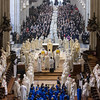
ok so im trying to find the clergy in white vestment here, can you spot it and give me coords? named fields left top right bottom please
left=70, top=79, right=77, bottom=100
left=22, top=74, right=30, bottom=94
left=2, top=76, right=8, bottom=95
left=48, top=49, right=52, bottom=58
left=49, top=57, right=54, bottom=69
left=82, top=79, right=90, bottom=99
left=55, top=53, right=60, bottom=69
left=13, top=78, right=21, bottom=97
left=26, top=70, right=33, bottom=85
left=45, top=54, right=50, bottom=70
left=61, top=64, right=70, bottom=84
left=65, top=76, right=72, bottom=95
left=89, top=74, right=95, bottom=87
left=0, top=61, right=3, bottom=79
left=21, top=54, right=26, bottom=63
left=37, top=55, right=42, bottom=72
left=13, top=58, right=17, bottom=78
left=20, top=83, right=27, bottom=100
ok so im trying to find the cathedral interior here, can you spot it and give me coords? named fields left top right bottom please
left=0, top=0, right=100, bottom=100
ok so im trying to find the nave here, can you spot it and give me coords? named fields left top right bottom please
left=0, top=0, right=100, bottom=100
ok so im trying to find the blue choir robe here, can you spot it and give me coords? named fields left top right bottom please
left=51, top=95, right=56, bottom=100
left=54, top=91, right=58, bottom=97
left=39, top=91, right=45, bottom=98
left=36, top=90, right=41, bottom=95
left=28, top=95, right=34, bottom=100
left=63, top=95, right=69, bottom=100
left=60, top=93, right=64, bottom=100
left=39, top=97, right=44, bottom=100
left=29, top=89, right=35, bottom=96
left=44, top=87, right=48, bottom=92
left=56, top=85, right=59, bottom=91
left=48, top=91, right=52, bottom=100
left=77, top=88, right=82, bottom=100
left=44, top=94, right=49, bottom=100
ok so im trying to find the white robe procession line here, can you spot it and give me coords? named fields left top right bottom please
left=55, top=54, right=60, bottom=69
left=20, top=85, right=27, bottom=100
left=37, top=57, right=42, bottom=72
left=13, top=80, right=20, bottom=97
left=2, top=78, right=8, bottom=95
left=45, top=55, right=50, bottom=69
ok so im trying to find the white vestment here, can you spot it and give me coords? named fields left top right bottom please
left=13, top=81, right=20, bottom=97
left=20, top=85, right=27, bottom=100
left=55, top=54, right=60, bottom=69
left=37, top=57, right=42, bottom=72
left=89, top=76, right=95, bottom=87
left=45, top=55, right=50, bottom=69
left=0, top=65, right=3, bottom=79
left=26, top=70, right=33, bottom=85
left=70, top=82, right=77, bottom=99
left=13, top=64, right=17, bottom=77
left=49, top=58, right=54, bottom=68
left=2, top=79, right=8, bottom=95
left=82, top=82, right=90, bottom=97
left=48, top=51, right=52, bottom=58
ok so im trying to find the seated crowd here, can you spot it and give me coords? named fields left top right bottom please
left=28, top=83, right=69, bottom=100
left=21, top=3, right=52, bottom=43
left=11, top=2, right=52, bottom=44
left=57, top=3, right=85, bottom=41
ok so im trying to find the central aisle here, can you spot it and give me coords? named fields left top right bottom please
left=49, top=5, right=58, bottom=43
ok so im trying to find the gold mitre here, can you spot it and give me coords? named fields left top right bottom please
left=56, top=49, right=60, bottom=54
left=41, top=50, right=45, bottom=55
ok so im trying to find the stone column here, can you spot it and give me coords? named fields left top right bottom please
left=89, top=0, right=100, bottom=50
left=23, top=1, right=26, bottom=22
left=2, top=0, right=10, bottom=50
left=26, top=0, right=29, bottom=17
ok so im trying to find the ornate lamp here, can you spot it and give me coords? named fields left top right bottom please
left=87, top=12, right=99, bottom=32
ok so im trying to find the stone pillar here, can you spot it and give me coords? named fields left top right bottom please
left=26, top=0, right=29, bottom=17
left=23, top=1, right=26, bottom=22
left=90, top=31, right=97, bottom=50
left=89, top=0, right=100, bottom=50
left=3, top=0, right=10, bottom=50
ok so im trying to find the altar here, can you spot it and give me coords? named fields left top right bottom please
left=42, top=43, right=59, bottom=52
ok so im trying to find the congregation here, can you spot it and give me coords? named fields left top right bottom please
left=1, top=0, right=100, bottom=100
left=57, top=3, right=85, bottom=41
